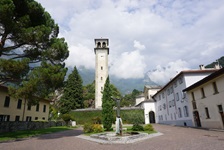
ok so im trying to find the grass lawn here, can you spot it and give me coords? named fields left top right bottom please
left=0, top=126, right=72, bottom=142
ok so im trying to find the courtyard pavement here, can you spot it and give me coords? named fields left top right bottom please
left=1, top=124, right=224, bottom=150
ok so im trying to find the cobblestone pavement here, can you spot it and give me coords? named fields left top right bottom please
left=1, top=124, right=224, bottom=150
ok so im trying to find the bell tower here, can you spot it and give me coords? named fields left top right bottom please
left=94, top=38, right=109, bottom=108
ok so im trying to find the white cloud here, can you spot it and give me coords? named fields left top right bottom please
left=134, top=40, right=145, bottom=50
left=110, top=41, right=146, bottom=79
left=65, top=44, right=94, bottom=69
left=36, top=0, right=224, bottom=82
left=147, top=60, right=190, bottom=85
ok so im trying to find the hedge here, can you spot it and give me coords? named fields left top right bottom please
left=70, top=108, right=144, bottom=125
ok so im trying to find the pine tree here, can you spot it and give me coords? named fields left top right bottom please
left=59, top=66, right=84, bottom=114
left=0, top=0, right=69, bottom=104
left=102, top=76, right=114, bottom=131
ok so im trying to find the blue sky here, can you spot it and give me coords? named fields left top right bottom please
left=36, top=0, right=224, bottom=84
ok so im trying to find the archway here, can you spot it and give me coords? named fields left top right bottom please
left=193, top=111, right=201, bottom=127
left=149, top=111, right=155, bottom=123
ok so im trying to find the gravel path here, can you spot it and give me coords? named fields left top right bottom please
left=1, top=124, right=224, bottom=150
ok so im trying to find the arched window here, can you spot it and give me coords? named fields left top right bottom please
left=97, top=42, right=101, bottom=48
left=102, top=42, right=106, bottom=48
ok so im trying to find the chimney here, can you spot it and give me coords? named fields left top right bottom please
left=199, top=64, right=205, bottom=70
left=214, top=64, right=220, bottom=69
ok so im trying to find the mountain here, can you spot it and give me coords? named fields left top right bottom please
left=67, top=66, right=157, bottom=95
left=205, top=56, right=224, bottom=68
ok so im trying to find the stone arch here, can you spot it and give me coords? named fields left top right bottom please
left=102, top=42, right=106, bottom=48
left=97, top=42, right=101, bottom=48
left=149, top=111, right=155, bottom=123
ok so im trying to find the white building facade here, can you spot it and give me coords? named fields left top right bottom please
left=94, top=39, right=109, bottom=108
left=184, top=67, right=224, bottom=129
left=153, top=69, right=217, bottom=127
left=136, top=85, right=161, bottom=124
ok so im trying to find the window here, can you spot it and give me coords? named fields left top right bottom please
left=162, top=92, right=165, bottom=98
left=170, top=87, right=173, bottom=94
left=183, top=106, right=189, bottom=117
left=101, top=66, right=103, bottom=70
left=27, top=104, right=31, bottom=110
left=15, top=116, right=20, bottom=121
left=4, top=96, right=10, bottom=107
left=97, top=42, right=101, bottom=48
left=26, top=116, right=32, bottom=122
left=191, top=92, right=195, bottom=101
left=102, top=42, right=106, bottom=48
left=212, top=82, right=218, bottom=94
left=101, top=87, right=103, bottom=91
left=201, top=88, right=206, bottom=98
left=159, top=95, right=161, bottom=100
left=163, top=103, right=166, bottom=109
left=172, top=100, right=175, bottom=106
left=182, top=92, right=186, bottom=99
left=174, top=81, right=177, bottom=88
left=101, top=77, right=103, bottom=80
left=169, top=101, right=172, bottom=108
left=179, top=77, right=183, bottom=84
left=176, top=93, right=179, bottom=101
left=42, top=117, right=45, bottom=120
left=17, top=99, right=22, bottom=109
left=218, top=105, right=223, bottom=113
left=36, top=104, right=39, bottom=112
left=35, top=117, right=38, bottom=120
left=43, top=105, right=46, bottom=112
left=205, top=107, right=210, bottom=119
left=0, top=115, right=10, bottom=121
left=192, top=101, right=197, bottom=110
left=167, top=89, right=170, bottom=95
left=178, top=107, right=182, bottom=118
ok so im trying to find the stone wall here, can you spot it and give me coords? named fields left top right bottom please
left=0, top=121, right=65, bottom=133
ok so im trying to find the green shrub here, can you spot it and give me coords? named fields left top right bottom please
left=92, top=116, right=101, bottom=124
left=61, top=114, right=75, bottom=126
left=83, top=123, right=103, bottom=133
left=83, top=123, right=93, bottom=133
left=92, top=124, right=103, bottom=133
left=132, top=124, right=144, bottom=131
left=144, top=124, right=154, bottom=131
left=122, top=110, right=144, bottom=124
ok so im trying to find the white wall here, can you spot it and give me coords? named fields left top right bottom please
left=187, top=75, right=224, bottom=129
left=143, top=102, right=156, bottom=124
left=155, top=72, right=214, bottom=127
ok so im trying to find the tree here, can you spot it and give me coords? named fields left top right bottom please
left=59, top=66, right=84, bottom=114
left=121, top=89, right=141, bottom=107
left=102, top=76, right=114, bottom=131
left=110, top=83, right=122, bottom=101
left=83, top=81, right=95, bottom=108
left=0, top=0, right=69, bottom=104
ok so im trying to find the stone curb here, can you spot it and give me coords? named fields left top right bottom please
left=77, top=132, right=163, bottom=144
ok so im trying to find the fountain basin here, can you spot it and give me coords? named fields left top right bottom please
left=90, top=132, right=149, bottom=142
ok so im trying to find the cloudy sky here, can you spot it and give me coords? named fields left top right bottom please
left=36, top=0, right=224, bottom=84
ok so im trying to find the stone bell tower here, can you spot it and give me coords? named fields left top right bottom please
left=94, top=38, right=109, bottom=108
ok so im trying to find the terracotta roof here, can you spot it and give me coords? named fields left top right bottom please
left=183, top=67, right=224, bottom=92
left=152, top=69, right=218, bottom=98
left=144, top=85, right=162, bottom=89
